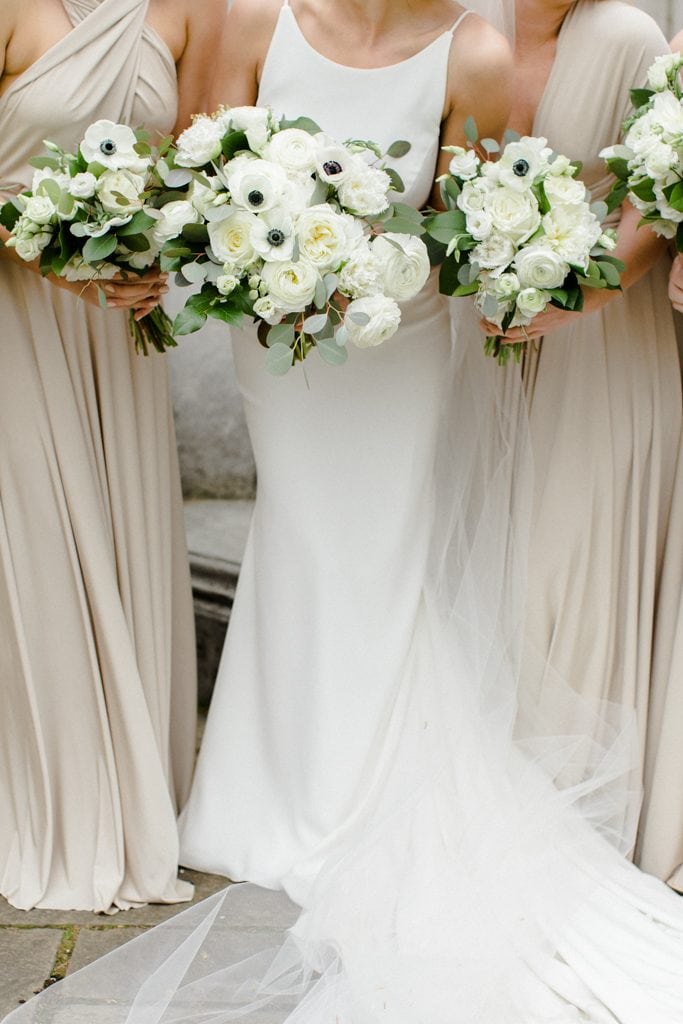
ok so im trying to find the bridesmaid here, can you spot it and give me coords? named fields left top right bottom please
left=0, top=0, right=223, bottom=912
left=482, top=0, right=682, bottom=877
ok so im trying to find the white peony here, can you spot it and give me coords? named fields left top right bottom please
left=497, top=136, right=552, bottom=191
left=227, top=158, right=288, bottom=213
left=513, top=243, right=569, bottom=290
left=208, top=208, right=259, bottom=267
left=260, top=258, right=319, bottom=313
left=68, top=172, right=97, bottom=199
left=344, top=294, right=402, bottom=348
left=80, top=120, right=147, bottom=172
left=371, top=233, right=431, bottom=302
left=295, top=205, right=357, bottom=271
left=337, top=160, right=391, bottom=217
left=22, top=195, right=57, bottom=225
left=174, top=116, right=224, bottom=166
left=251, top=208, right=296, bottom=261
left=448, top=147, right=480, bottom=180
left=338, top=244, right=382, bottom=297
left=515, top=286, right=549, bottom=319
left=471, top=231, right=516, bottom=272
left=265, top=128, right=318, bottom=172
left=228, top=106, right=273, bottom=154
left=541, top=203, right=602, bottom=267
left=487, top=185, right=541, bottom=243
left=96, top=169, right=146, bottom=216
left=152, top=199, right=202, bottom=246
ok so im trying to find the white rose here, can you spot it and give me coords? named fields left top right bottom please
left=644, top=141, right=678, bottom=180
left=465, top=209, right=493, bottom=241
left=541, top=203, right=602, bottom=266
left=260, top=258, right=320, bottom=313
left=498, top=136, right=552, bottom=191
left=227, top=158, right=288, bottom=213
left=13, top=231, right=52, bottom=261
left=490, top=271, right=520, bottom=300
left=371, top=233, right=431, bottom=302
left=651, top=91, right=683, bottom=142
left=647, top=53, right=683, bottom=91
left=448, top=147, right=480, bottom=180
left=80, top=120, right=148, bottom=172
left=265, top=128, right=318, bottom=172
left=471, top=231, right=516, bottom=272
left=22, top=195, right=57, bottom=225
left=68, top=172, right=97, bottom=199
left=295, top=205, right=355, bottom=271
left=253, top=295, right=280, bottom=322
left=96, top=169, right=146, bottom=215
left=228, top=106, right=273, bottom=154
left=216, top=273, right=240, bottom=295
left=174, top=116, right=224, bottom=166
left=487, top=186, right=541, bottom=243
left=344, top=294, right=402, bottom=348
left=513, top=243, right=569, bottom=290
left=457, top=179, right=492, bottom=215
left=515, top=287, right=548, bottom=319
left=208, top=208, right=259, bottom=268
left=543, top=174, right=587, bottom=205
left=152, top=200, right=201, bottom=246
left=251, top=208, right=296, bottom=262
left=337, top=160, right=391, bottom=217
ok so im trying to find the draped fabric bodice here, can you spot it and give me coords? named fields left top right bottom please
left=0, top=0, right=176, bottom=193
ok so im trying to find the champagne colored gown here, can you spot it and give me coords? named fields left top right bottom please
left=518, top=0, right=683, bottom=885
left=0, top=0, right=196, bottom=912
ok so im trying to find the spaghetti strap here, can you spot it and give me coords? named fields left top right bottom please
left=449, top=8, right=472, bottom=34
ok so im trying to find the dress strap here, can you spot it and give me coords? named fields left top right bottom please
left=448, top=9, right=472, bottom=35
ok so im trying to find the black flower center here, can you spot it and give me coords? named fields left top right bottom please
left=99, top=139, right=118, bottom=156
left=248, top=189, right=265, bottom=207
left=267, top=228, right=286, bottom=247
left=512, top=159, right=530, bottom=177
left=322, top=160, right=343, bottom=177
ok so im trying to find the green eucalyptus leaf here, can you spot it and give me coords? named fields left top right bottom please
left=267, top=322, right=296, bottom=348
left=265, top=341, right=295, bottom=375
left=280, top=116, right=322, bottom=135
left=316, top=336, right=349, bottom=365
left=119, top=233, right=151, bottom=253
left=303, top=312, right=329, bottom=334
left=387, top=140, right=411, bottom=159
left=181, top=261, right=208, bottom=284
left=464, top=116, right=478, bottom=144
left=82, top=232, right=117, bottom=262
left=118, top=210, right=156, bottom=236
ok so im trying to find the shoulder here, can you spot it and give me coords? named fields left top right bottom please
left=224, top=0, right=283, bottom=46
left=449, top=13, right=513, bottom=96
left=183, top=0, right=228, bottom=30
left=670, top=28, right=683, bottom=52
left=572, top=0, right=666, bottom=49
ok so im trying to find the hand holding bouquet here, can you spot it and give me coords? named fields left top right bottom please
left=0, top=120, right=176, bottom=354
left=160, top=105, right=431, bottom=374
left=425, top=121, right=623, bottom=364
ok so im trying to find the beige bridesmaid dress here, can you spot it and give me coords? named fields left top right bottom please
left=0, top=0, right=197, bottom=911
left=519, top=0, right=683, bottom=880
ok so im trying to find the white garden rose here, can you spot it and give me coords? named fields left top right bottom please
left=448, top=147, right=480, bottom=180
left=513, top=243, right=569, bottom=290
left=251, top=208, right=296, bottom=261
left=344, top=294, right=402, bottom=348
left=487, top=186, right=541, bottom=243
left=543, top=174, right=587, bottom=205
left=227, top=159, right=288, bottom=213
left=265, top=129, right=318, bottom=172
left=371, top=233, right=431, bottom=302
left=490, top=271, right=520, bottom=300
left=80, top=120, right=147, bottom=172
left=95, top=169, right=146, bottom=216
left=208, top=208, right=258, bottom=267
left=457, top=179, right=492, bottom=215
left=68, top=172, right=97, bottom=199
left=515, top=286, right=548, bottom=319
left=260, top=258, right=319, bottom=313
left=472, top=231, right=516, bottom=272
left=22, top=195, right=57, bottom=226
left=216, top=273, right=240, bottom=295
left=152, top=200, right=202, bottom=246
left=337, top=160, right=391, bottom=217
left=541, top=203, right=602, bottom=266
left=228, top=106, right=273, bottom=154
left=497, top=137, right=552, bottom=192
left=13, top=231, right=52, bottom=261
left=338, top=245, right=382, bottom=297
left=295, top=205, right=355, bottom=271
left=174, top=116, right=224, bottom=166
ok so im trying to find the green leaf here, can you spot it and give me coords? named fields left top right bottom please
left=267, top=322, right=296, bottom=348
left=605, top=156, right=630, bottom=183
left=316, top=336, right=348, bottom=365
left=118, top=210, right=156, bottom=236
left=453, top=281, right=480, bottom=297
left=389, top=202, right=423, bottom=223
left=590, top=200, right=608, bottom=223
left=480, top=138, right=500, bottom=154
left=29, top=155, right=61, bottom=171
left=82, top=232, right=117, bottom=262
left=280, top=116, right=322, bottom=135
left=381, top=217, right=425, bottom=236
left=207, top=304, right=245, bottom=326
left=180, top=261, right=208, bottom=284
left=221, top=130, right=249, bottom=160
left=119, top=233, right=151, bottom=253
left=596, top=260, right=622, bottom=287
left=387, top=140, right=411, bottom=159
left=38, top=178, right=62, bottom=204
left=630, top=87, right=653, bottom=110
left=0, top=201, right=21, bottom=232
left=303, top=312, right=329, bottom=334
left=605, top=181, right=628, bottom=215
left=676, top=221, right=683, bottom=254
left=313, top=276, right=327, bottom=310
left=265, top=341, right=295, bottom=375
left=631, top=178, right=657, bottom=204
left=173, top=305, right=207, bottom=335
left=464, top=116, right=478, bottom=144
left=385, top=168, right=405, bottom=194
left=439, top=257, right=462, bottom=296
left=182, top=223, right=210, bottom=246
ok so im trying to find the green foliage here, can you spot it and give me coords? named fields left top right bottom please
left=82, top=232, right=117, bottom=262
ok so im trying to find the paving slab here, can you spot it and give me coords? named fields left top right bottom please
left=67, top=927, right=148, bottom=974
left=0, top=927, right=63, bottom=1019
left=184, top=499, right=254, bottom=567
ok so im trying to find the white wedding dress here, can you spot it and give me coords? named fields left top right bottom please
left=7, top=3, right=683, bottom=1022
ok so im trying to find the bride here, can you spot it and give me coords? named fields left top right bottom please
left=7, top=0, right=683, bottom=1021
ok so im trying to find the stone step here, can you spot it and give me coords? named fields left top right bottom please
left=183, top=499, right=254, bottom=704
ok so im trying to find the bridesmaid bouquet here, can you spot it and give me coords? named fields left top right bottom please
left=0, top=120, right=178, bottom=355
left=425, top=122, right=623, bottom=364
left=602, top=53, right=683, bottom=245
left=159, top=105, right=431, bottom=374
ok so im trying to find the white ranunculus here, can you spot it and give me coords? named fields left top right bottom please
left=80, top=120, right=147, bottom=172
left=228, top=106, right=273, bottom=154
left=651, top=91, right=683, bottom=142
left=337, top=160, right=391, bottom=217
left=541, top=203, right=602, bottom=266
left=152, top=200, right=201, bottom=246
left=227, top=158, right=288, bottom=213
left=491, top=271, right=520, bottom=300
left=253, top=294, right=280, bottom=322
left=338, top=244, right=382, bottom=297
left=457, top=179, right=492, bottom=216
left=251, top=208, right=296, bottom=262
left=497, top=136, right=552, bottom=191
left=515, top=286, right=548, bottom=319
left=371, top=233, right=431, bottom=302
left=216, top=273, right=240, bottom=296
left=513, top=243, right=569, bottom=290
left=465, top=209, right=493, bottom=241
left=68, top=172, right=98, bottom=199
left=315, top=137, right=354, bottom=184
left=295, top=205, right=354, bottom=271
left=283, top=168, right=318, bottom=210
left=208, top=208, right=259, bottom=268
left=260, top=258, right=319, bottom=313
left=487, top=185, right=541, bottom=243
left=344, top=294, right=402, bottom=348
left=13, top=231, right=52, bottom=261
left=174, top=116, right=225, bottom=166
left=543, top=174, right=586, bottom=205
left=471, top=231, right=516, bottom=272
left=96, top=169, right=146, bottom=216
left=22, top=195, right=57, bottom=225
left=265, top=128, right=318, bottom=173
left=448, top=147, right=480, bottom=180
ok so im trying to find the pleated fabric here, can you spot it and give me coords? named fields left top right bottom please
left=0, top=0, right=197, bottom=912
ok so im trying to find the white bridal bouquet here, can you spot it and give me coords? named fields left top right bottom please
left=601, top=52, right=683, bottom=246
left=161, top=105, right=431, bottom=374
left=0, top=120, right=183, bottom=354
left=425, top=120, right=623, bottom=364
